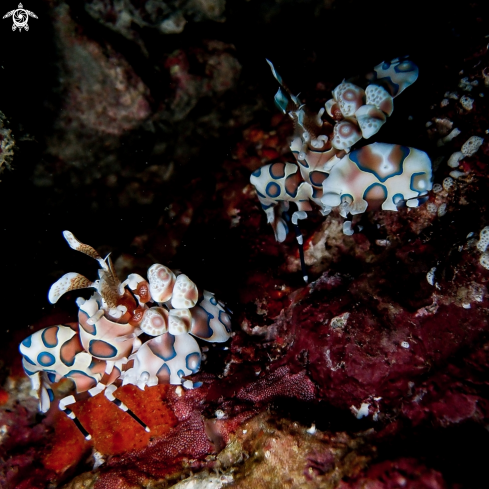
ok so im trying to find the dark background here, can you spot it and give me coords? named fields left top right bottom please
left=0, top=0, right=486, bottom=339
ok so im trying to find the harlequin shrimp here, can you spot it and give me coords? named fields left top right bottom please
left=19, top=231, right=232, bottom=439
left=250, top=58, right=432, bottom=280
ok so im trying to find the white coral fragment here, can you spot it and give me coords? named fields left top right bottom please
left=449, top=170, right=467, bottom=179
left=306, top=424, right=317, bottom=434
left=351, top=402, right=370, bottom=419
left=459, top=95, right=474, bottom=111
left=432, top=183, right=443, bottom=193
left=442, top=177, right=454, bottom=192
left=459, top=77, right=478, bottom=91
left=330, top=312, right=350, bottom=329
left=215, top=409, right=225, bottom=419
left=92, top=451, right=106, bottom=469
left=447, top=151, right=464, bottom=168
left=426, top=267, right=436, bottom=286
left=437, top=128, right=461, bottom=146
left=477, top=226, right=489, bottom=252
left=480, top=252, right=489, bottom=270
left=343, top=221, right=354, bottom=236
left=461, top=136, right=484, bottom=157
left=426, top=203, right=437, bottom=214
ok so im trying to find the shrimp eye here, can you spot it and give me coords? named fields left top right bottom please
left=130, top=307, right=145, bottom=326
left=136, top=281, right=150, bottom=303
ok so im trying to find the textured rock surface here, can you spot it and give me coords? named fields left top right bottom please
left=0, top=111, right=15, bottom=173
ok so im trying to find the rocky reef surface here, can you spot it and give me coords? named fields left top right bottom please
left=1, top=1, right=489, bottom=488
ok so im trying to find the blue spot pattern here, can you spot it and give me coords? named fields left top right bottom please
left=417, top=195, right=429, bottom=205
left=186, top=352, right=201, bottom=373
left=23, top=355, right=36, bottom=366
left=41, top=327, right=59, bottom=348
left=363, top=183, right=387, bottom=201
left=21, top=336, right=32, bottom=348
left=395, top=60, right=416, bottom=73
left=392, top=193, right=404, bottom=205
left=37, top=352, right=56, bottom=367
left=350, top=146, right=409, bottom=182
left=292, top=151, right=309, bottom=168
left=88, top=340, right=117, bottom=359
left=60, top=343, right=76, bottom=367
left=269, top=165, right=285, bottom=180
left=156, top=364, right=170, bottom=380
left=382, top=79, right=400, bottom=96
left=88, top=359, right=99, bottom=370
left=219, top=310, right=232, bottom=333
left=266, top=182, right=281, bottom=198
left=310, top=171, right=328, bottom=187
left=195, top=305, right=214, bottom=338
left=410, top=172, right=427, bottom=194
left=285, top=175, right=299, bottom=198
left=149, top=334, right=177, bottom=361
left=65, top=369, right=96, bottom=383
left=79, top=310, right=97, bottom=335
